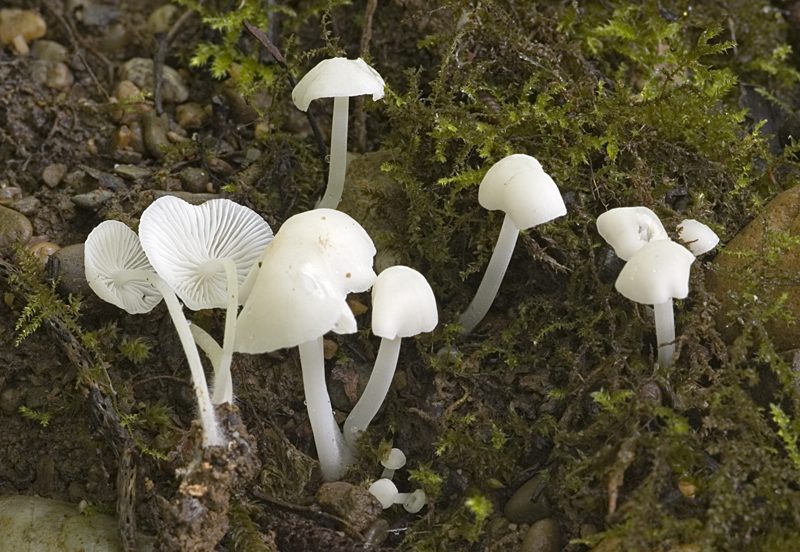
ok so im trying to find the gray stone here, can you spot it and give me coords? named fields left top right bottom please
left=179, top=167, right=210, bottom=193
left=53, top=243, right=90, bottom=297
left=71, top=189, right=113, bottom=210
left=142, top=109, right=170, bottom=159
left=504, top=475, right=550, bottom=525
left=119, top=57, right=188, bottom=104
left=41, top=163, right=68, bottom=187
left=33, top=39, right=67, bottom=63
left=0, top=204, right=32, bottom=257
left=520, top=518, right=560, bottom=552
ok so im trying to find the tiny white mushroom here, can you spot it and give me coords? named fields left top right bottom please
left=344, top=266, right=437, bottom=448
left=597, top=206, right=668, bottom=261
left=459, top=154, right=566, bottom=332
left=380, top=447, right=407, bottom=479
left=235, top=209, right=377, bottom=481
left=85, top=220, right=221, bottom=446
left=139, top=196, right=273, bottom=405
left=677, top=219, right=719, bottom=256
left=368, top=478, right=398, bottom=509
left=399, top=489, right=427, bottom=513
left=615, top=239, right=695, bottom=367
left=292, top=58, right=385, bottom=209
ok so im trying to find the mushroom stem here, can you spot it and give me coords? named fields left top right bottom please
left=189, top=324, right=222, bottom=374
left=318, top=96, right=349, bottom=209
left=344, top=336, right=401, bottom=448
left=653, top=299, right=676, bottom=367
left=127, top=270, right=221, bottom=447
left=298, top=337, right=356, bottom=481
left=210, top=259, right=239, bottom=405
left=459, top=213, right=519, bottom=333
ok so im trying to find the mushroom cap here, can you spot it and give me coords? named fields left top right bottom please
left=597, top=206, right=668, bottom=261
left=677, top=219, right=719, bottom=256
left=234, top=209, right=376, bottom=354
left=368, top=478, right=399, bottom=509
left=139, top=196, right=273, bottom=311
left=478, top=154, right=566, bottom=230
left=291, top=58, right=385, bottom=112
left=615, top=239, right=695, bottom=305
left=381, top=448, right=407, bottom=470
left=402, top=490, right=427, bottom=513
left=84, top=220, right=162, bottom=314
left=372, top=266, right=438, bottom=339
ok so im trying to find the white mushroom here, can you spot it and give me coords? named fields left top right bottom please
left=343, top=266, right=437, bottom=448
left=615, top=239, right=695, bottom=367
left=235, top=209, right=376, bottom=481
left=139, top=196, right=273, bottom=405
left=596, top=206, right=668, bottom=261
left=84, top=221, right=221, bottom=446
left=677, top=219, right=719, bottom=256
left=292, top=58, right=385, bottom=209
left=368, top=478, right=398, bottom=509
left=458, top=154, right=566, bottom=332
left=380, top=447, right=407, bottom=479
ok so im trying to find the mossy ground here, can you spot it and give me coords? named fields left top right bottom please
left=4, top=0, right=800, bottom=551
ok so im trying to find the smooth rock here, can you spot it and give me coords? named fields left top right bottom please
left=0, top=204, right=32, bottom=257
left=520, top=518, right=560, bottom=552
left=53, top=243, right=90, bottom=297
left=0, top=495, right=154, bottom=551
left=33, top=39, right=67, bottom=62
left=708, top=184, right=800, bottom=350
left=42, top=163, right=68, bottom=188
left=179, top=167, right=210, bottom=193
left=176, top=102, right=209, bottom=129
left=114, top=164, right=152, bottom=180
left=148, top=4, right=178, bottom=34
left=71, top=189, right=113, bottom=210
left=316, top=481, right=382, bottom=532
left=142, top=109, right=170, bottom=159
left=504, top=475, right=550, bottom=525
left=45, top=62, right=73, bottom=89
left=363, top=518, right=390, bottom=546
left=119, top=57, right=188, bottom=104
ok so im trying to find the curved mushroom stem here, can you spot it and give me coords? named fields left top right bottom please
left=298, top=337, right=356, bottom=481
left=458, top=213, right=519, bottom=333
left=190, top=324, right=222, bottom=373
left=210, top=259, right=239, bottom=405
left=344, top=336, right=401, bottom=448
left=653, top=299, right=676, bottom=367
left=126, top=270, right=221, bottom=447
left=318, top=96, right=349, bottom=209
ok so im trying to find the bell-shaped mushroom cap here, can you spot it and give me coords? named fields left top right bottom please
left=278, top=209, right=377, bottom=294
left=381, top=448, right=407, bottom=471
left=372, top=266, right=438, bottom=339
left=84, top=220, right=163, bottom=314
left=402, top=490, right=427, bottom=513
left=478, top=154, right=566, bottom=230
left=139, top=196, right=273, bottom=311
left=597, top=206, right=668, bottom=261
left=615, top=239, right=695, bottom=305
left=292, top=58, right=385, bottom=112
left=235, top=210, right=376, bottom=354
left=368, top=478, right=399, bottom=509
left=678, top=219, right=719, bottom=256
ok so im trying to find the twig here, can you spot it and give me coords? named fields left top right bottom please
left=154, top=9, right=196, bottom=114
left=355, top=0, right=378, bottom=151
left=242, top=19, right=329, bottom=175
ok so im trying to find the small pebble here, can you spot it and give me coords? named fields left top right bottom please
left=0, top=204, right=32, bottom=257
left=207, top=157, right=233, bottom=175
left=316, top=481, right=382, bottom=532
left=0, top=183, right=22, bottom=205
left=10, top=196, right=40, bottom=216
left=71, top=189, right=113, bottom=210
left=148, top=5, right=178, bottom=34
left=53, top=243, right=90, bottom=297
left=119, top=57, right=189, bottom=104
left=520, top=518, right=560, bottom=552
left=33, top=39, right=67, bottom=62
left=504, top=475, right=551, bottom=525
left=115, top=164, right=152, bottom=180
left=143, top=109, right=171, bottom=159
left=45, top=62, right=73, bottom=89
left=363, top=518, right=390, bottom=546
left=98, top=23, right=128, bottom=53
left=176, top=102, right=209, bottom=129
left=29, top=241, right=60, bottom=268
left=178, top=167, right=209, bottom=193
left=42, top=163, right=68, bottom=188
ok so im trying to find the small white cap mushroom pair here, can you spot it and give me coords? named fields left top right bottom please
left=458, top=154, right=566, bottom=332
left=597, top=207, right=718, bottom=367
left=368, top=478, right=427, bottom=513
left=84, top=197, right=273, bottom=446
left=292, top=58, right=385, bottom=209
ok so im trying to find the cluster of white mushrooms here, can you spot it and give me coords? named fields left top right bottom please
left=82, top=56, right=720, bottom=513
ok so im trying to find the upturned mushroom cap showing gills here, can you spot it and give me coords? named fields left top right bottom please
left=597, top=206, right=669, bottom=261
left=291, top=58, right=385, bottom=112
left=235, top=209, right=377, bottom=354
left=84, top=220, right=162, bottom=314
left=615, top=239, right=695, bottom=305
left=478, top=153, right=566, bottom=230
left=139, top=196, right=273, bottom=310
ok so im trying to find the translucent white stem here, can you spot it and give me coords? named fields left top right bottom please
left=298, top=337, right=356, bottom=481
left=343, top=336, right=401, bottom=448
left=190, top=324, right=222, bottom=373
left=210, top=259, right=239, bottom=405
left=125, top=270, right=220, bottom=447
left=458, top=214, right=519, bottom=333
left=317, top=96, right=349, bottom=209
left=653, top=299, right=676, bottom=367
